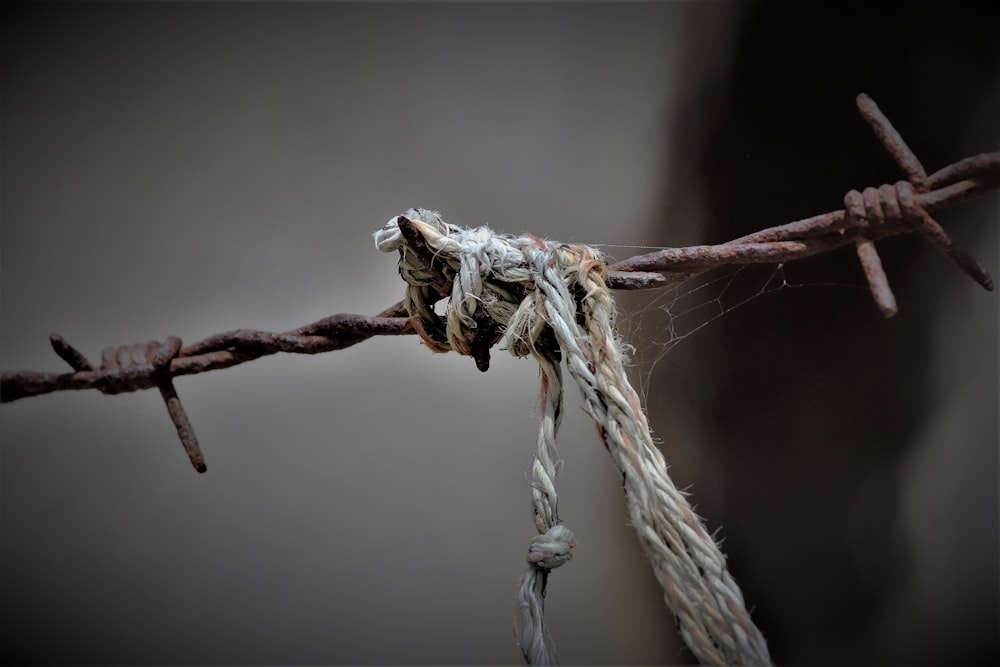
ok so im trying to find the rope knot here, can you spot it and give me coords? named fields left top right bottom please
left=374, top=209, right=605, bottom=372
left=526, top=525, right=577, bottom=570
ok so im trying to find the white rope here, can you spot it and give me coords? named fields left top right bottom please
left=375, top=209, right=771, bottom=665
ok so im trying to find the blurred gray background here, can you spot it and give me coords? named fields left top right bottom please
left=2, top=2, right=997, bottom=665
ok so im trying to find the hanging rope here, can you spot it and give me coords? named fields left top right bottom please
left=375, top=209, right=771, bottom=665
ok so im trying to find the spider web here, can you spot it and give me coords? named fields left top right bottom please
left=612, top=262, right=867, bottom=403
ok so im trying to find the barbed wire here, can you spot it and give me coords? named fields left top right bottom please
left=2, top=94, right=997, bottom=477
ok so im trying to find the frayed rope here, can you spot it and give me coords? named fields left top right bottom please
left=375, top=209, right=771, bottom=665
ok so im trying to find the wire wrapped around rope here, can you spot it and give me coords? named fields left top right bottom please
left=376, top=209, right=772, bottom=665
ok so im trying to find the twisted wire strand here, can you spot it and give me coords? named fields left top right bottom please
left=375, top=210, right=771, bottom=665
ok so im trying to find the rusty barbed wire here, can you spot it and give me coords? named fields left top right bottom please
left=608, top=95, right=998, bottom=302
left=2, top=94, right=996, bottom=472
left=2, top=304, right=412, bottom=471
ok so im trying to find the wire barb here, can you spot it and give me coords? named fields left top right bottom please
left=606, top=95, right=996, bottom=312
left=2, top=308, right=413, bottom=471
left=48, top=333, right=207, bottom=472
left=856, top=92, right=928, bottom=187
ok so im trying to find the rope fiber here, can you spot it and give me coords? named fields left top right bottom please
left=375, top=209, right=771, bottom=665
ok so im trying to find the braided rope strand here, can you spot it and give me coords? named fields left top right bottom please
left=375, top=210, right=770, bottom=665
left=510, top=262, right=577, bottom=664
left=546, top=246, right=770, bottom=664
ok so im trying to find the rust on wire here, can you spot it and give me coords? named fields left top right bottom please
left=856, top=93, right=928, bottom=188
left=2, top=309, right=413, bottom=471
left=48, top=333, right=208, bottom=472
left=854, top=238, right=898, bottom=317
left=1, top=94, right=997, bottom=470
left=158, top=380, right=205, bottom=473
left=49, top=334, right=95, bottom=372
left=608, top=94, right=997, bottom=305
